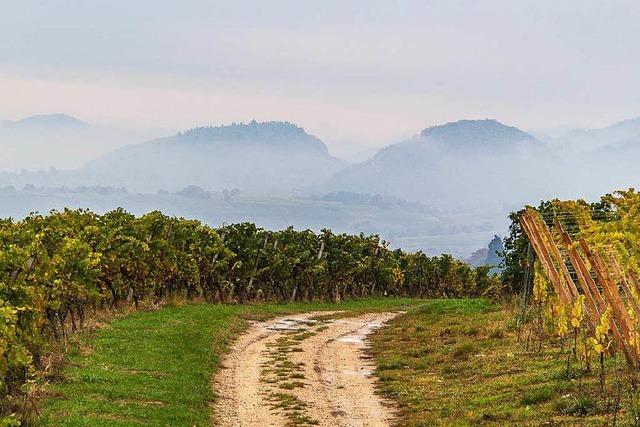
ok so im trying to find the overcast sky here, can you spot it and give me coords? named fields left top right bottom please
left=2, top=0, right=640, bottom=158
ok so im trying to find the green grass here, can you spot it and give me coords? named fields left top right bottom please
left=39, top=297, right=423, bottom=426
left=368, top=299, right=627, bottom=426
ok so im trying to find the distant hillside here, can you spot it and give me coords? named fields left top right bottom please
left=173, top=121, right=329, bottom=154
left=540, top=117, right=640, bottom=153
left=464, top=235, right=504, bottom=274
left=529, top=117, right=640, bottom=195
left=0, top=113, right=160, bottom=171
left=464, top=248, right=489, bottom=267
left=321, top=119, right=546, bottom=206
left=2, top=113, right=89, bottom=131
left=420, top=119, right=538, bottom=151
left=17, top=121, right=346, bottom=194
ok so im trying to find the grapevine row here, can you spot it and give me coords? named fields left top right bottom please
left=509, top=190, right=640, bottom=385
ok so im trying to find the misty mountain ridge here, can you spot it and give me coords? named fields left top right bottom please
left=321, top=119, right=547, bottom=207
left=170, top=120, right=329, bottom=155
left=420, top=119, right=539, bottom=151
left=9, top=120, right=347, bottom=194
left=366, top=119, right=542, bottom=169
left=0, top=113, right=163, bottom=171
left=540, top=116, right=640, bottom=153
left=564, top=117, right=640, bottom=142
left=1, top=113, right=89, bottom=131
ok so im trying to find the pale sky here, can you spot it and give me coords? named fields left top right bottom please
left=2, top=0, right=640, bottom=159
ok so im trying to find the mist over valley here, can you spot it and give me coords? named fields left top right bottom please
left=1, top=114, right=638, bottom=259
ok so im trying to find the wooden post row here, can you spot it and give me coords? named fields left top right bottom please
left=520, top=209, right=638, bottom=368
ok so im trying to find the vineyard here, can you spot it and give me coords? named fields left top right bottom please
left=9, top=191, right=640, bottom=424
left=0, top=208, right=497, bottom=423
left=501, top=189, right=640, bottom=422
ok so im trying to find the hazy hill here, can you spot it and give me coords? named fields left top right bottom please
left=419, top=119, right=538, bottom=151
left=2, top=113, right=89, bottom=131
left=321, top=119, right=547, bottom=207
left=18, top=121, right=347, bottom=194
left=464, top=248, right=489, bottom=267
left=464, top=235, right=504, bottom=274
left=0, top=113, right=161, bottom=171
left=529, top=117, right=640, bottom=200
left=539, top=117, right=640, bottom=153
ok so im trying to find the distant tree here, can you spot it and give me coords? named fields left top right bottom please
left=175, top=185, right=211, bottom=199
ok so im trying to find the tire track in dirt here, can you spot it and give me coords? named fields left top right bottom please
left=212, top=312, right=399, bottom=426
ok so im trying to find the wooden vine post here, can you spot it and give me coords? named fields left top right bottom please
left=520, top=208, right=639, bottom=369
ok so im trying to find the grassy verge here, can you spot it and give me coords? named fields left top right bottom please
left=369, top=299, right=633, bottom=425
left=38, top=297, right=423, bottom=426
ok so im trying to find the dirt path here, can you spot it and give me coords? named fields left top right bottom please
left=213, top=311, right=399, bottom=426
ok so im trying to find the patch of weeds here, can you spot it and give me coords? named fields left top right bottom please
left=275, top=360, right=295, bottom=370
left=505, top=314, right=521, bottom=332
left=441, top=364, right=461, bottom=376
left=289, top=412, right=319, bottom=425
left=551, top=367, right=586, bottom=382
left=409, top=347, right=432, bottom=358
left=297, top=320, right=319, bottom=326
left=451, top=342, right=480, bottom=359
left=439, top=327, right=453, bottom=337
left=378, top=356, right=405, bottom=370
left=279, top=381, right=305, bottom=390
left=489, top=327, right=505, bottom=339
left=556, top=395, right=599, bottom=416
left=479, top=411, right=511, bottom=423
left=521, top=385, right=555, bottom=405
left=463, top=326, right=480, bottom=336
left=269, top=392, right=307, bottom=411
left=290, top=331, right=315, bottom=341
left=268, top=393, right=318, bottom=426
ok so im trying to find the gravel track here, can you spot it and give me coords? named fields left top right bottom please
left=213, top=312, right=399, bottom=426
